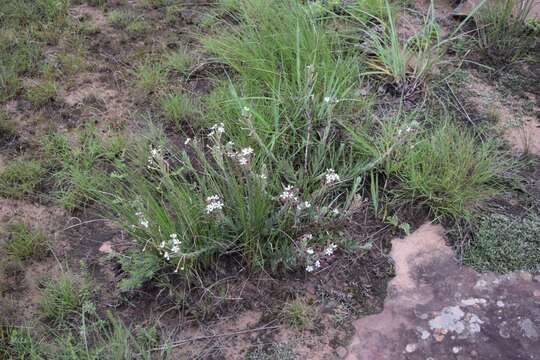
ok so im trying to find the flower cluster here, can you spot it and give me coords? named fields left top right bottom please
left=205, top=195, right=224, bottom=214
left=279, top=185, right=298, bottom=203
left=301, top=234, right=338, bottom=273
left=209, top=123, right=225, bottom=137
left=397, top=120, right=420, bottom=136
left=324, top=169, right=340, bottom=185
left=297, top=201, right=311, bottom=211
left=159, top=233, right=182, bottom=262
left=135, top=211, right=149, bottom=228
left=147, top=146, right=162, bottom=168
left=227, top=146, right=254, bottom=166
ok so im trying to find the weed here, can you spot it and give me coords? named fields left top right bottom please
left=281, top=298, right=314, bottom=330
left=108, top=9, right=133, bottom=28
left=164, top=49, right=194, bottom=74
left=0, top=322, right=42, bottom=359
left=116, top=251, right=162, bottom=292
left=392, top=121, right=514, bottom=220
left=165, top=5, right=184, bottom=24
left=25, top=80, right=57, bottom=107
left=127, top=20, right=152, bottom=37
left=464, top=213, right=540, bottom=273
left=38, top=273, right=91, bottom=326
left=0, top=111, right=17, bottom=147
left=132, top=61, right=167, bottom=95
left=475, top=0, right=535, bottom=63
left=160, top=92, right=199, bottom=125
left=0, top=159, right=45, bottom=199
left=42, top=125, right=125, bottom=210
left=4, top=223, right=48, bottom=261
left=217, top=0, right=242, bottom=14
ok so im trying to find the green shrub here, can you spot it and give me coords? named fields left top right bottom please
left=4, top=223, right=48, bottom=261
left=0, top=159, right=45, bottom=199
left=464, top=214, right=540, bottom=273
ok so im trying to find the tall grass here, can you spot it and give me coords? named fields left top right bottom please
left=475, top=0, right=535, bottom=62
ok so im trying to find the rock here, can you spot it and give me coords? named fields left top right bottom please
left=518, top=318, right=539, bottom=340
left=519, top=272, right=533, bottom=282
left=98, top=241, right=113, bottom=254
left=452, top=346, right=462, bottom=354
left=429, top=306, right=465, bottom=334
left=336, top=346, right=348, bottom=358
left=405, top=343, right=417, bottom=353
left=461, top=298, right=487, bottom=306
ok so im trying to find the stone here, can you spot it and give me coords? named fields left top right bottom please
left=405, top=344, right=417, bottom=353
left=429, top=306, right=465, bottom=334
left=518, top=318, right=539, bottom=340
left=336, top=346, right=348, bottom=358
left=346, top=223, right=540, bottom=359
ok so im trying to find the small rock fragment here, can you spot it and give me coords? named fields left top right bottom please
left=518, top=318, right=539, bottom=340
left=452, top=346, right=462, bottom=354
left=336, top=346, right=348, bottom=358
left=496, top=300, right=505, bottom=307
left=405, top=343, right=417, bottom=353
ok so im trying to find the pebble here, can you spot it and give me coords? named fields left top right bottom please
left=336, top=346, right=348, bottom=358
left=405, top=344, right=417, bottom=353
left=452, top=346, right=462, bottom=354
left=496, top=301, right=505, bottom=308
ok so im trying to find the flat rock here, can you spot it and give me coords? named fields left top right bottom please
left=347, top=223, right=540, bottom=359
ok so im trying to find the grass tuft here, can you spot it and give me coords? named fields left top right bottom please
left=0, top=159, right=45, bottom=199
left=38, top=274, right=91, bottom=326
left=4, top=223, right=48, bottom=261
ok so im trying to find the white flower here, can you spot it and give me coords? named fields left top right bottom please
left=184, top=138, right=191, bottom=145
left=324, top=243, right=337, bottom=256
left=159, top=241, right=165, bottom=249
left=306, top=265, right=314, bottom=273
left=171, top=245, right=180, bottom=253
left=302, top=233, right=313, bottom=241
left=235, top=147, right=254, bottom=166
left=163, top=251, right=170, bottom=261
left=324, top=168, right=340, bottom=185
left=205, top=195, right=224, bottom=214
left=242, top=106, right=250, bottom=113
left=209, top=123, right=225, bottom=137
left=136, top=212, right=149, bottom=228
left=297, top=201, right=311, bottom=211
left=324, top=96, right=331, bottom=103
left=332, top=208, right=340, bottom=215
left=279, top=185, right=297, bottom=202
left=314, top=260, right=321, bottom=268
left=306, top=248, right=314, bottom=255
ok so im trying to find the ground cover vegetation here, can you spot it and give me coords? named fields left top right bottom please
left=0, top=0, right=539, bottom=357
